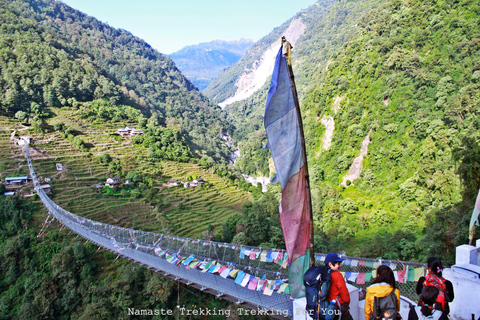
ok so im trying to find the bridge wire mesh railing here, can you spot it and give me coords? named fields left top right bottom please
left=25, top=143, right=427, bottom=309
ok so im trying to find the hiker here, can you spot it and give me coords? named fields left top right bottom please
left=416, top=257, right=454, bottom=314
left=364, top=265, right=400, bottom=320
left=408, top=286, right=448, bottom=320
left=324, top=252, right=350, bottom=320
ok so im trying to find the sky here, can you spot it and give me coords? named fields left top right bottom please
left=60, top=0, right=318, bottom=54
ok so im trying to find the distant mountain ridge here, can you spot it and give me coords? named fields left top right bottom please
left=169, top=39, right=254, bottom=91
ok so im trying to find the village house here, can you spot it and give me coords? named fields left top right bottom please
left=190, top=178, right=206, bottom=187
left=130, top=129, right=143, bottom=136
left=3, top=187, right=16, bottom=196
left=39, top=184, right=51, bottom=194
left=105, top=177, right=121, bottom=187
left=4, top=176, right=29, bottom=184
left=167, top=180, right=182, bottom=186
left=116, top=127, right=143, bottom=137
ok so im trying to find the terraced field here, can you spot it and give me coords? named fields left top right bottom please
left=0, top=110, right=251, bottom=238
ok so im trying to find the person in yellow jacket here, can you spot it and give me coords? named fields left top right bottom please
left=365, top=265, right=401, bottom=320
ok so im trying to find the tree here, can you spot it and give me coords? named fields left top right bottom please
left=14, top=111, right=28, bottom=123
left=100, top=153, right=112, bottom=164
left=221, top=214, right=242, bottom=242
left=231, top=232, right=249, bottom=245
left=54, top=122, right=65, bottom=131
left=125, top=171, right=140, bottom=183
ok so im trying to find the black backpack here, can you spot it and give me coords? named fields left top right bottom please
left=303, top=265, right=332, bottom=320
left=371, top=288, right=399, bottom=320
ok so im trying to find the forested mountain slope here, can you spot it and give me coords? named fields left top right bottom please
left=0, top=0, right=232, bottom=164
left=213, top=0, right=480, bottom=263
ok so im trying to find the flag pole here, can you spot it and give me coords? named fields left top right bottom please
left=282, top=36, right=315, bottom=267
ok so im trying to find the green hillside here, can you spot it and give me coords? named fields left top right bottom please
left=0, top=0, right=233, bottom=166
left=212, top=0, right=480, bottom=264
left=0, top=108, right=252, bottom=238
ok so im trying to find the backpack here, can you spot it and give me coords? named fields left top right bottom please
left=303, top=265, right=332, bottom=320
left=421, top=285, right=450, bottom=314
left=371, top=288, right=399, bottom=320
left=413, top=307, right=443, bottom=320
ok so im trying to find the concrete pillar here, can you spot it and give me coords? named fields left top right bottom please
left=455, top=244, right=478, bottom=265
left=477, top=239, right=480, bottom=266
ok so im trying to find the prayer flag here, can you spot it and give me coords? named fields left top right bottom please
left=275, top=251, right=283, bottom=264
left=266, top=250, right=273, bottom=262
left=260, top=251, right=268, bottom=262
left=414, top=268, right=424, bottom=281
left=183, top=256, right=195, bottom=266
left=257, top=280, right=265, bottom=291
left=408, top=267, right=415, bottom=282
left=364, top=272, right=373, bottom=282
left=263, top=42, right=312, bottom=299
left=208, top=264, right=217, bottom=273
left=469, top=189, right=480, bottom=243
left=264, top=281, right=274, bottom=296
left=275, top=280, right=283, bottom=290
left=272, top=251, right=279, bottom=262
left=229, top=269, right=239, bottom=279
left=217, top=265, right=227, bottom=274
left=356, top=273, right=366, bottom=284
left=348, top=272, right=359, bottom=282
left=235, top=271, right=245, bottom=285
left=205, top=261, right=213, bottom=270
left=248, top=277, right=259, bottom=290
left=278, top=283, right=289, bottom=294
left=241, top=274, right=251, bottom=287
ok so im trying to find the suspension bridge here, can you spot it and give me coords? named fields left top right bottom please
left=24, top=142, right=445, bottom=319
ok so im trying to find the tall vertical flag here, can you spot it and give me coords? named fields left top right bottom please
left=263, top=38, right=313, bottom=299
left=469, top=189, right=480, bottom=245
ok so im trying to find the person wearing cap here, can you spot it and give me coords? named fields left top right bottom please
left=324, top=252, right=351, bottom=320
